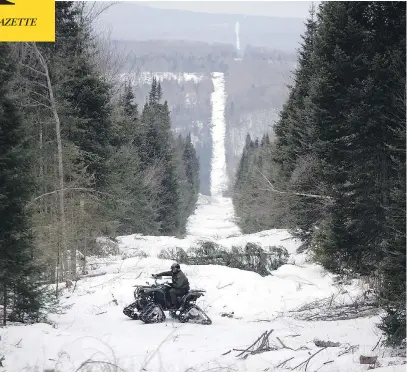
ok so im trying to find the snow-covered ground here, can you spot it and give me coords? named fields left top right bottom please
left=1, top=73, right=405, bottom=372
left=2, top=241, right=405, bottom=372
left=210, top=72, right=229, bottom=198
left=187, top=72, right=241, bottom=240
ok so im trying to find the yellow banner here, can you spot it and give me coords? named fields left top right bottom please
left=0, top=0, right=55, bottom=42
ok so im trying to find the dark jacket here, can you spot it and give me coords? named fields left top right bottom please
left=156, top=270, right=190, bottom=291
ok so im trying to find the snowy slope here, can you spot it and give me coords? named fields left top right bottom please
left=1, top=243, right=405, bottom=372
left=187, top=72, right=241, bottom=239
left=210, top=72, right=228, bottom=198
left=185, top=194, right=241, bottom=239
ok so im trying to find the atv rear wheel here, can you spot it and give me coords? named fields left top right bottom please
left=179, top=305, right=212, bottom=325
left=140, top=303, right=166, bottom=324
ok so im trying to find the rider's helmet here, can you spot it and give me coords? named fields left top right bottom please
left=170, top=262, right=180, bottom=273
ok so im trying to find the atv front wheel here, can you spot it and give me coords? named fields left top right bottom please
left=179, top=305, right=212, bottom=325
left=140, top=303, right=166, bottom=324
left=123, top=303, right=139, bottom=320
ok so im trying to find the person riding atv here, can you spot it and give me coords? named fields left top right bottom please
left=123, top=266, right=211, bottom=324
left=153, top=263, right=189, bottom=309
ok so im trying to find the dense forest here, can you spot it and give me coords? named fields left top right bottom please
left=126, top=73, right=214, bottom=195
left=0, top=2, right=199, bottom=324
left=234, top=2, right=406, bottom=345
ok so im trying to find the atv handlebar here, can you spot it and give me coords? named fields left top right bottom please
left=151, top=274, right=171, bottom=278
left=132, top=276, right=171, bottom=288
left=144, top=276, right=172, bottom=287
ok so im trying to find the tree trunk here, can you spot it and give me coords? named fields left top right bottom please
left=2, top=284, right=7, bottom=326
left=32, top=43, right=71, bottom=280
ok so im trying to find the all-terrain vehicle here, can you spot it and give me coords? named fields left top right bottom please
left=123, top=276, right=212, bottom=325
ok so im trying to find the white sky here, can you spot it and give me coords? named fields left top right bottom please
left=124, top=1, right=319, bottom=19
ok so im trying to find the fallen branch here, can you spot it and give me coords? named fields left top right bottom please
left=75, top=359, right=126, bottom=372
left=111, top=294, right=118, bottom=306
left=30, top=187, right=112, bottom=204
left=338, top=344, right=359, bottom=357
left=236, top=332, right=268, bottom=357
left=236, top=329, right=275, bottom=358
left=293, top=347, right=327, bottom=371
left=217, top=282, right=234, bottom=290
left=276, top=337, right=294, bottom=350
left=296, top=346, right=311, bottom=351
left=256, top=167, right=334, bottom=200
left=95, top=311, right=107, bottom=315
left=276, top=356, right=294, bottom=368
left=90, top=272, right=128, bottom=288
left=315, top=360, right=334, bottom=371
left=289, top=295, right=379, bottom=322
left=314, top=339, right=340, bottom=348
left=371, top=336, right=382, bottom=352
left=276, top=336, right=309, bottom=352
left=359, top=355, right=378, bottom=365
left=83, top=272, right=107, bottom=279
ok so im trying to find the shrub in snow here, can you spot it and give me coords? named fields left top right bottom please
left=378, top=306, right=407, bottom=347
left=7, top=284, right=60, bottom=324
left=185, top=241, right=289, bottom=276
left=310, top=216, right=342, bottom=273
left=92, top=237, right=120, bottom=256
left=158, top=247, right=188, bottom=263
left=266, top=245, right=290, bottom=270
left=194, top=240, right=223, bottom=258
left=187, top=240, right=228, bottom=265
left=227, top=243, right=289, bottom=276
left=121, top=248, right=147, bottom=259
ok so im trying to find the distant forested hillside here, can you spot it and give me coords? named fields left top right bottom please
left=114, top=39, right=297, bottom=193
left=96, top=3, right=305, bottom=51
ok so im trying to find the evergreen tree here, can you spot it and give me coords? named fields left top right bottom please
left=105, top=83, right=160, bottom=235
left=183, top=133, right=200, bottom=205
left=157, top=121, right=182, bottom=234
left=234, top=137, right=289, bottom=233
left=272, top=4, right=324, bottom=245
left=367, top=2, right=406, bottom=344
left=311, top=1, right=405, bottom=342
left=138, top=83, right=201, bottom=236
left=233, top=1, right=405, bottom=344
left=0, top=44, right=45, bottom=324
left=41, top=2, right=114, bottom=192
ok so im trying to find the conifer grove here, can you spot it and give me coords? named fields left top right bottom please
left=233, top=2, right=406, bottom=345
left=0, top=2, right=199, bottom=325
